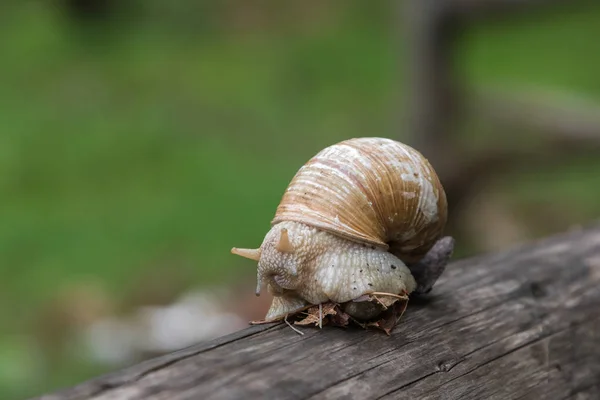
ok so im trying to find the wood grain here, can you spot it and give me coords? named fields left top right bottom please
left=34, top=223, right=600, bottom=400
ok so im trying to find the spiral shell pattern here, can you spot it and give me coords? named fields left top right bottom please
left=271, top=137, right=447, bottom=264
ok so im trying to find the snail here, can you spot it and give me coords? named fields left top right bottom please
left=231, top=137, right=455, bottom=323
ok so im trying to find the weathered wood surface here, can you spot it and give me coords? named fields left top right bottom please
left=35, top=223, right=600, bottom=400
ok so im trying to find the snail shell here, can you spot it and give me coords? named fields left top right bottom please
left=272, top=137, right=447, bottom=265
left=232, top=137, right=448, bottom=321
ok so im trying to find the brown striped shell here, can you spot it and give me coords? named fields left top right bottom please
left=271, top=137, right=447, bottom=265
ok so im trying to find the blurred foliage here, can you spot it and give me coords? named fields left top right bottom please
left=1, top=1, right=600, bottom=398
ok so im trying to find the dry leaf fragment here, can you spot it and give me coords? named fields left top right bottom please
left=250, top=291, right=410, bottom=334
left=366, top=297, right=409, bottom=335
left=295, top=303, right=337, bottom=326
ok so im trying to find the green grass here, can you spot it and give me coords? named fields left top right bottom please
left=1, top=2, right=600, bottom=398
left=459, top=5, right=600, bottom=97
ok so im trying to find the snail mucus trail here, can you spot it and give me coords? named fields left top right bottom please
left=231, top=137, right=455, bottom=332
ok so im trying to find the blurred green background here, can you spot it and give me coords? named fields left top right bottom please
left=1, top=1, right=600, bottom=398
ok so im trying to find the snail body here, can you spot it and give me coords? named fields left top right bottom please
left=232, top=137, right=448, bottom=322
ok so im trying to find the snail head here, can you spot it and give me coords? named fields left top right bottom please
left=231, top=223, right=306, bottom=298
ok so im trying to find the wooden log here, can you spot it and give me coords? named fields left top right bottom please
left=35, top=223, right=600, bottom=400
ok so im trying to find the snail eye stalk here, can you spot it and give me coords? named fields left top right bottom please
left=231, top=247, right=261, bottom=261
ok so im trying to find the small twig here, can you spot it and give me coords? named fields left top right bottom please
left=351, top=294, right=371, bottom=302
left=249, top=319, right=271, bottom=325
left=284, top=314, right=304, bottom=336
left=369, top=292, right=409, bottom=300
left=348, top=315, right=367, bottom=329
left=319, top=303, right=323, bottom=329
left=395, top=298, right=410, bottom=325
left=371, top=295, right=390, bottom=310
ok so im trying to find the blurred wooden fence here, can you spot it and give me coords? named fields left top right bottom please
left=402, top=0, right=600, bottom=242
